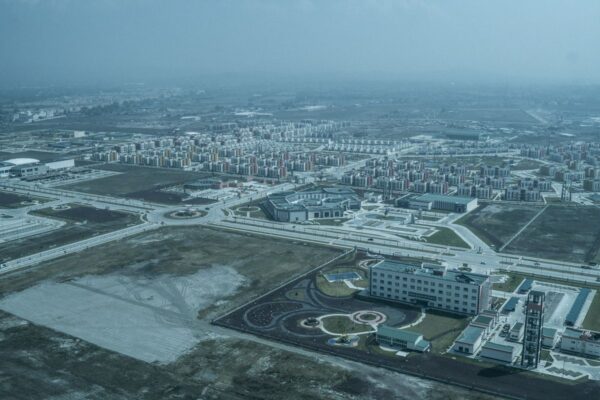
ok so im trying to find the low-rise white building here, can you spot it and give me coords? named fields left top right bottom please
left=480, top=342, right=518, bottom=363
left=453, top=325, right=485, bottom=354
left=560, top=328, right=600, bottom=358
left=376, top=325, right=431, bottom=352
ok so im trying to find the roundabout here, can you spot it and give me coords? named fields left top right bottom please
left=351, top=310, right=386, bottom=325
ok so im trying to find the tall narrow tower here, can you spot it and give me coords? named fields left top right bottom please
left=521, top=290, right=545, bottom=368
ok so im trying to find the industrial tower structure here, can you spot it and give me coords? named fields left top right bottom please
left=521, top=290, right=545, bottom=368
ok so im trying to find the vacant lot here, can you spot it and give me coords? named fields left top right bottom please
left=456, top=203, right=542, bottom=249
left=439, top=108, right=539, bottom=125
left=33, top=203, right=135, bottom=223
left=0, top=226, right=341, bottom=312
left=0, top=205, right=140, bottom=262
left=425, top=227, right=470, bottom=248
left=0, top=190, right=49, bottom=208
left=582, top=294, right=600, bottom=332
left=0, top=312, right=491, bottom=400
left=504, top=205, right=600, bottom=263
left=62, top=164, right=212, bottom=204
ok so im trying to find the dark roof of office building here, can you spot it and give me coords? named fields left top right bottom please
left=371, top=259, right=489, bottom=285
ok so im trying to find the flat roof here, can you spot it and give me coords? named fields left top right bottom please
left=456, top=325, right=485, bottom=345
left=372, top=259, right=489, bottom=285
left=377, top=325, right=422, bottom=342
left=563, top=327, right=600, bottom=342
left=502, top=297, right=519, bottom=312
left=414, top=193, right=476, bottom=205
left=542, top=327, right=558, bottom=337
left=2, top=157, right=40, bottom=166
left=472, top=315, right=494, bottom=326
left=482, top=342, right=515, bottom=353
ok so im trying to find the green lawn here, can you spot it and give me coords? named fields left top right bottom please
left=492, top=274, right=524, bottom=293
left=316, top=218, right=350, bottom=226
left=424, top=227, right=470, bottom=248
left=0, top=190, right=50, bottom=208
left=404, top=310, right=470, bottom=353
left=321, top=316, right=371, bottom=334
left=582, top=293, right=600, bottom=331
left=315, top=267, right=366, bottom=297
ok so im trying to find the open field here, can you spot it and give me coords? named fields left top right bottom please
left=424, top=227, right=470, bottom=248
left=439, top=108, right=540, bottom=124
left=0, top=226, right=340, bottom=311
left=0, top=228, right=497, bottom=400
left=62, top=164, right=212, bottom=204
left=0, top=205, right=140, bottom=262
left=0, top=312, right=498, bottom=400
left=32, top=203, right=137, bottom=223
left=504, top=205, right=600, bottom=263
left=405, top=310, right=470, bottom=354
left=455, top=203, right=543, bottom=249
left=582, top=293, right=600, bottom=331
left=0, top=190, right=49, bottom=208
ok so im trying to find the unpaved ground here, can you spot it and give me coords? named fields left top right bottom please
left=0, top=226, right=340, bottom=307
left=0, top=311, right=499, bottom=400
left=0, top=265, right=246, bottom=363
left=0, top=205, right=140, bottom=262
left=505, top=205, right=600, bottom=263
left=0, top=227, right=502, bottom=399
left=457, top=203, right=542, bottom=248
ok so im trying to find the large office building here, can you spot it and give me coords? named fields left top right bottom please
left=406, top=193, right=478, bottom=213
left=264, top=187, right=361, bottom=222
left=369, top=260, right=492, bottom=315
left=0, top=157, right=74, bottom=178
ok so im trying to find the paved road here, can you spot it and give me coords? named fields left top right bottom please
left=2, top=178, right=599, bottom=288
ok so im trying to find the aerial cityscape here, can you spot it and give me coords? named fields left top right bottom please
left=1, top=1, right=600, bottom=400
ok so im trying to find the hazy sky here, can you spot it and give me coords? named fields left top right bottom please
left=1, top=0, right=600, bottom=87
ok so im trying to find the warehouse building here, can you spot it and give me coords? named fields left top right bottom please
left=375, top=325, right=431, bottom=352
left=369, top=260, right=492, bottom=315
left=264, top=187, right=361, bottom=222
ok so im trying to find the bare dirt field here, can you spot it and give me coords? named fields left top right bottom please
left=0, top=205, right=140, bottom=262
left=456, top=203, right=543, bottom=249
left=62, top=164, right=212, bottom=204
left=0, top=227, right=505, bottom=400
left=0, top=311, right=499, bottom=400
left=504, top=205, right=600, bottom=263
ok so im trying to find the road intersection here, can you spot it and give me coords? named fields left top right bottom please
left=1, top=178, right=599, bottom=290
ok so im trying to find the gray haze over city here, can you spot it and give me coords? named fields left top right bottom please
left=2, top=1, right=600, bottom=400
left=2, top=0, right=600, bottom=86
